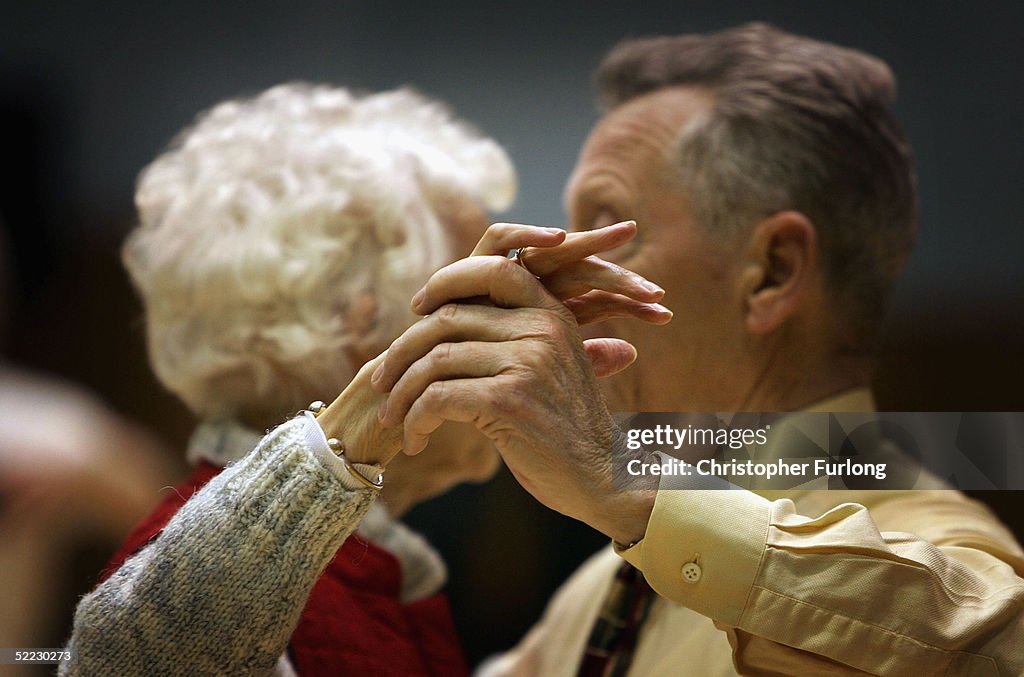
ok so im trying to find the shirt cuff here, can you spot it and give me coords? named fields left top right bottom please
left=615, top=488, right=771, bottom=626
left=299, top=411, right=383, bottom=492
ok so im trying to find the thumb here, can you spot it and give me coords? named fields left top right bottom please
left=583, top=338, right=637, bottom=378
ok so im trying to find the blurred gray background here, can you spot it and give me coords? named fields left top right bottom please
left=1, top=0, right=1021, bottom=665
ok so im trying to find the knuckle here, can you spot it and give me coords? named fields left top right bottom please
left=487, top=386, right=522, bottom=416
left=385, top=335, right=408, bottom=363
left=486, top=257, right=526, bottom=292
left=491, top=255, right=532, bottom=286
left=520, top=343, right=551, bottom=371
left=487, top=222, right=515, bottom=242
left=434, top=302, right=460, bottom=327
left=422, top=380, right=448, bottom=407
left=492, top=255, right=520, bottom=276
left=430, top=341, right=456, bottom=366
left=610, top=263, right=631, bottom=284
left=537, top=312, right=567, bottom=338
left=562, top=297, right=589, bottom=322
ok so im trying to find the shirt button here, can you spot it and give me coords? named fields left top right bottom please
left=681, top=562, right=702, bottom=583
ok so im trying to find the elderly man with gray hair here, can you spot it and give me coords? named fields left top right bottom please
left=373, top=23, right=1024, bottom=675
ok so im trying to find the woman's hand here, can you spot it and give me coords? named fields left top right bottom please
left=315, top=353, right=404, bottom=466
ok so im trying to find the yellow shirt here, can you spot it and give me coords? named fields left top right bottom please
left=481, top=390, right=1024, bottom=676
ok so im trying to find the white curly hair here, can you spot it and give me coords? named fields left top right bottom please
left=124, top=83, right=515, bottom=421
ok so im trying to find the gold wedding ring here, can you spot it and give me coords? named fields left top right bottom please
left=509, top=246, right=535, bottom=275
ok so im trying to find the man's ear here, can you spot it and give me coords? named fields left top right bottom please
left=739, top=211, right=818, bottom=335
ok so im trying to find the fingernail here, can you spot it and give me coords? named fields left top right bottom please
left=377, top=399, right=388, bottom=421
left=545, top=227, right=565, bottom=235
left=411, top=288, right=425, bottom=309
left=643, top=281, right=664, bottom=294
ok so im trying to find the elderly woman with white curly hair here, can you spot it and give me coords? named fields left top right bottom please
left=60, top=83, right=669, bottom=676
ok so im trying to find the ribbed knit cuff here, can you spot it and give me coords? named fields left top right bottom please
left=214, top=416, right=379, bottom=564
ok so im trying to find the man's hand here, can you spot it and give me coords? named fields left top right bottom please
left=318, top=222, right=668, bottom=470
left=370, top=224, right=663, bottom=544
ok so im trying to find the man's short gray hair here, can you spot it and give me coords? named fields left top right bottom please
left=597, top=22, right=917, bottom=348
left=125, top=83, right=515, bottom=420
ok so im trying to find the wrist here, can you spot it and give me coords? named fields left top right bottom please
left=598, top=476, right=657, bottom=546
left=593, top=426, right=659, bottom=545
left=316, top=357, right=403, bottom=465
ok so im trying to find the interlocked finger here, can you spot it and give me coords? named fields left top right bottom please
left=381, top=340, right=521, bottom=427
left=540, top=256, right=663, bottom=302
left=402, top=377, right=501, bottom=455
left=564, top=291, right=673, bottom=326
left=372, top=304, right=548, bottom=391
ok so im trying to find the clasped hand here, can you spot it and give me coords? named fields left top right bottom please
left=371, top=221, right=664, bottom=544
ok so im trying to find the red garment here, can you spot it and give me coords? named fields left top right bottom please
left=103, top=463, right=468, bottom=676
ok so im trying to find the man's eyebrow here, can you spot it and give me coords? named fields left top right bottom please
left=563, top=184, right=599, bottom=227
left=573, top=176, right=625, bottom=212
left=562, top=172, right=605, bottom=214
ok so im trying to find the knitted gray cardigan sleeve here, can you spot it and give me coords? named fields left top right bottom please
left=60, top=415, right=379, bottom=676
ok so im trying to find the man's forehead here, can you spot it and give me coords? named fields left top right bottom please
left=563, top=86, right=712, bottom=210
left=601, top=86, right=712, bottom=141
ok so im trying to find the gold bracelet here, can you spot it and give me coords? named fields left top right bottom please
left=326, top=437, right=384, bottom=490
left=308, top=401, right=384, bottom=491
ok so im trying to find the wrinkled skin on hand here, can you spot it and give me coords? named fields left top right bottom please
left=371, top=222, right=664, bottom=543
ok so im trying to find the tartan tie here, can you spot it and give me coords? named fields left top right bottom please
left=577, top=561, right=656, bottom=677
